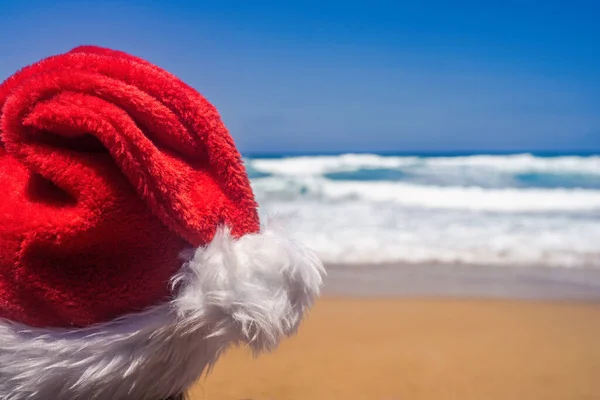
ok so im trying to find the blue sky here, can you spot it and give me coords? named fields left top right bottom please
left=1, top=1, right=599, bottom=153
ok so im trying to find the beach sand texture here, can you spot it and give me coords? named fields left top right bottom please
left=190, top=296, right=600, bottom=400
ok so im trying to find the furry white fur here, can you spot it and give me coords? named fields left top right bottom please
left=0, top=220, right=325, bottom=400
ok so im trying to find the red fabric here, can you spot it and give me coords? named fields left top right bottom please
left=0, top=46, right=259, bottom=328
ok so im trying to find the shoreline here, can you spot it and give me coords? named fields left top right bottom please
left=323, top=262, right=600, bottom=300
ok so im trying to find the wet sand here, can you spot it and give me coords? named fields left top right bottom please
left=190, top=264, right=600, bottom=400
left=324, top=263, right=600, bottom=300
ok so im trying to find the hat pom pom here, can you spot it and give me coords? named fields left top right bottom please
left=172, top=216, right=325, bottom=354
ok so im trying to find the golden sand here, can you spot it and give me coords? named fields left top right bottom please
left=190, top=297, right=600, bottom=400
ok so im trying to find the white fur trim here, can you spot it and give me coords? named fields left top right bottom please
left=0, top=220, right=325, bottom=400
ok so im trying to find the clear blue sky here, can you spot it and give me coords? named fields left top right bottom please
left=1, top=0, right=599, bottom=153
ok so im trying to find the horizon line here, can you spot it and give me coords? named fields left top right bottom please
left=241, top=149, right=600, bottom=157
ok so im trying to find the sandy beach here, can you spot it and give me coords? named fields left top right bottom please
left=190, top=264, right=600, bottom=400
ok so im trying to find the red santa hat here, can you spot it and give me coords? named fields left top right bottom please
left=0, top=46, right=324, bottom=400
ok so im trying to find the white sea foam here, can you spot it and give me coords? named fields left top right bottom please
left=424, top=153, right=600, bottom=174
left=252, top=177, right=600, bottom=212
left=257, top=201, right=600, bottom=267
left=250, top=154, right=419, bottom=176
left=247, top=154, right=600, bottom=268
left=248, top=153, right=600, bottom=176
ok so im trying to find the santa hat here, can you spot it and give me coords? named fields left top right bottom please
left=0, top=46, right=324, bottom=400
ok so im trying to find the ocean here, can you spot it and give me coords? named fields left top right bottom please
left=244, top=152, right=600, bottom=268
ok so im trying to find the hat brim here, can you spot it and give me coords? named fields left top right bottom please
left=0, top=219, right=324, bottom=400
